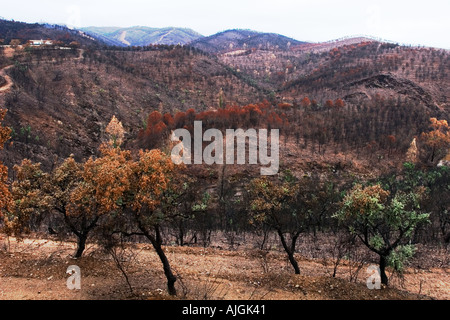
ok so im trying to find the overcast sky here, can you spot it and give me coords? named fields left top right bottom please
left=2, top=0, right=449, bottom=49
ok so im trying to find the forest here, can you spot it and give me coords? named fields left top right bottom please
left=0, top=29, right=449, bottom=300
left=1, top=100, right=449, bottom=297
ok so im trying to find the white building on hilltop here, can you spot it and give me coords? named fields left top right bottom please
left=28, top=39, right=53, bottom=46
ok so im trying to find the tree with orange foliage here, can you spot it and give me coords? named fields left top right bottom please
left=244, top=104, right=263, bottom=127
left=7, top=153, right=93, bottom=256
left=97, top=147, right=183, bottom=295
left=69, top=146, right=133, bottom=257
left=300, top=97, right=311, bottom=109
left=420, top=118, right=450, bottom=164
left=128, top=149, right=180, bottom=295
left=100, top=116, right=184, bottom=294
left=0, top=109, right=12, bottom=221
left=278, top=102, right=292, bottom=110
left=174, top=111, right=186, bottom=128
left=139, top=110, right=170, bottom=149
left=163, top=113, right=175, bottom=129
left=5, top=160, right=51, bottom=237
left=325, top=100, right=334, bottom=109
left=386, top=135, right=396, bottom=155
left=146, top=110, right=163, bottom=127
left=185, top=108, right=196, bottom=123
left=68, top=117, right=133, bottom=257
left=334, top=98, right=345, bottom=109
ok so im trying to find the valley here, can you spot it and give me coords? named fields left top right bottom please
left=0, top=18, right=449, bottom=301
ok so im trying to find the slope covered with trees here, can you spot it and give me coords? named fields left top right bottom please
left=0, top=19, right=100, bottom=47
left=0, top=19, right=449, bottom=300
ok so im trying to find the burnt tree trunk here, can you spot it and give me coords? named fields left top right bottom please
left=74, top=232, right=88, bottom=258
left=379, top=255, right=389, bottom=286
left=138, top=220, right=177, bottom=295
left=61, top=207, right=99, bottom=259
left=277, top=229, right=301, bottom=274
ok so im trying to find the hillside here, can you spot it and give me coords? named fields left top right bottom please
left=189, top=29, right=306, bottom=53
left=0, top=45, right=267, bottom=171
left=0, top=19, right=100, bottom=47
left=291, top=36, right=386, bottom=53
left=0, top=19, right=450, bottom=303
left=220, top=40, right=450, bottom=113
left=81, top=26, right=203, bottom=46
left=0, top=20, right=448, bottom=175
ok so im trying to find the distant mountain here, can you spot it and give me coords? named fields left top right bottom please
left=290, top=36, right=391, bottom=53
left=188, top=29, right=307, bottom=53
left=0, top=19, right=100, bottom=46
left=81, top=26, right=203, bottom=46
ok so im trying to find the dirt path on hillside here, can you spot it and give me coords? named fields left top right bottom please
left=156, top=28, right=175, bottom=44
left=0, top=65, right=14, bottom=93
left=0, top=48, right=84, bottom=94
left=118, top=31, right=131, bottom=46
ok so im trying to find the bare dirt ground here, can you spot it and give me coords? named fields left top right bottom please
left=0, top=65, right=13, bottom=93
left=0, top=234, right=448, bottom=300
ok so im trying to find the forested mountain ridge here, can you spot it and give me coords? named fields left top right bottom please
left=81, top=26, right=203, bottom=46
left=0, top=19, right=100, bottom=47
left=188, top=29, right=307, bottom=53
left=0, top=20, right=448, bottom=174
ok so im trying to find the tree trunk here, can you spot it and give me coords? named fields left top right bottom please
left=151, top=226, right=177, bottom=296
left=139, top=222, right=177, bottom=296
left=153, top=243, right=177, bottom=295
left=287, top=251, right=301, bottom=274
left=277, top=229, right=300, bottom=274
left=178, top=222, right=185, bottom=246
left=74, top=233, right=87, bottom=258
left=379, top=255, right=389, bottom=286
left=444, top=232, right=450, bottom=243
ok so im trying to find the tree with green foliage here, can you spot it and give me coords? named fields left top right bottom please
left=248, top=171, right=303, bottom=274
left=335, top=184, right=430, bottom=285
left=380, top=162, right=450, bottom=243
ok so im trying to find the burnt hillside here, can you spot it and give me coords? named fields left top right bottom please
left=0, top=21, right=449, bottom=178
left=0, top=19, right=100, bottom=47
left=0, top=45, right=266, bottom=170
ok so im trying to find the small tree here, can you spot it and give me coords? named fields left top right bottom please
left=68, top=144, right=133, bottom=258
left=420, top=118, right=450, bottom=164
left=105, top=115, right=125, bottom=148
left=0, top=109, right=13, bottom=232
left=335, top=184, right=429, bottom=285
left=6, top=160, right=50, bottom=236
left=128, top=148, right=179, bottom=295
left=67, top=116, right=131, bottom=257
left=248, top=172, right=303, bottom=274
left=48, top=156, right=86, bottom=257
left=9, top=39, right=21, bottom=48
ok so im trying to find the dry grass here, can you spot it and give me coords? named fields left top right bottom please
left=0, top=234, right=448, bottom=300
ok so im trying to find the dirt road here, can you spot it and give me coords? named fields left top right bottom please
left=0, top=65, right=14, bottom=93
left=0, top=236, right=448, bottom=300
